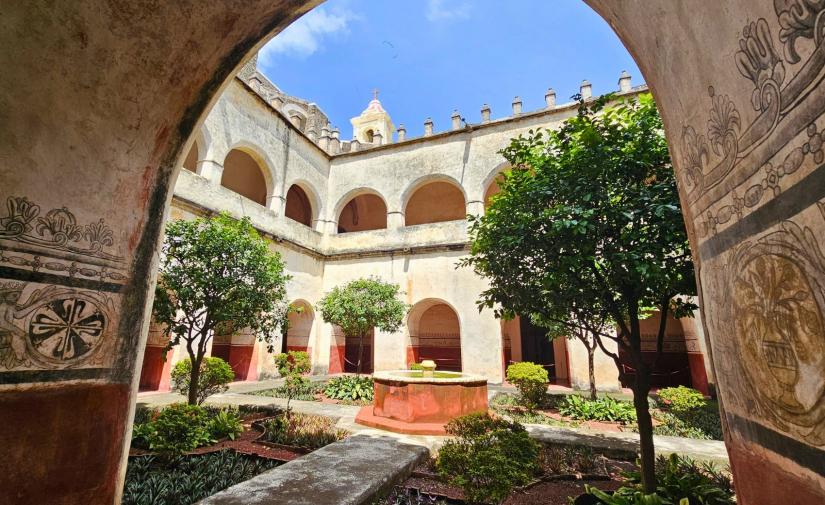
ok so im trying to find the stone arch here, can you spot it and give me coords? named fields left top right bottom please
left=334, top=188, right=388, bottom=233
left=284, top=182, right=316, bottom=227
left=283, top=300, right=314, bottom=355
left=482, top=162, right=510, bottom=210
left=407, top=298, right=462, bottom=372
left=181, top=140, right=199, bottom=173
left=220, top=143, right=276, bottom=206
left=403, top=176, right=467, bottom=226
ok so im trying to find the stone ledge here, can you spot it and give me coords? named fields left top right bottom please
left=199, top=434, right=429, bottom=505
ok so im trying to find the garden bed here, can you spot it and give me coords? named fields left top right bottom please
left=249, top=375, right=374, bottom=406
left=376, top=444, right=635, bottom=505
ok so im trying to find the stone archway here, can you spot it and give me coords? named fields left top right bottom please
left=2, top=1, right=825, bottom=504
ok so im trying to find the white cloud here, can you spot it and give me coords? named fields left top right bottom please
left=426, top=0, right=471, bottom=22
left=260, top=7, right=355, bottom=61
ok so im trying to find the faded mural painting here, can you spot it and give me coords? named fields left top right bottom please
left=0, top=196, right=124, bottom=382
left=675, top=4, right=825, bottom=459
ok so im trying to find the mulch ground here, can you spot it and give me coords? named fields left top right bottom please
left=129, top=413, right=306, bottom=462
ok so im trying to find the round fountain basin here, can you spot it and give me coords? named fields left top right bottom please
left=355, top=370, right=488, bottom=435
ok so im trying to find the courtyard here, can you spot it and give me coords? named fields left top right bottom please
left=2, top=1, right=825, bottom=504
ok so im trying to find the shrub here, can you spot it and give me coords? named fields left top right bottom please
left=262, top=413, right=348, bottom=450
left=506, top=362, right=548, bottom=412
left=582, top=486, right=677, bottom=505
left=657, top=387, right=706, bottom=413
left=208, top=408, right=244, bottom=441
left=122, top=451, right=279, bottom=505
left=585, top=454, right=733, bottom=505
left=324, top=375, right=374, bottom=402
left=250, top=381, right=324, bottom=401
left=436, top=413, right=539, bottom=504
left=539, top=444, right=606, bottom=476
left=558, top=395, right=636, bottom=423
left=171, top=357, right=235, bottom=405
left=144, top=403, right=214, bottom=455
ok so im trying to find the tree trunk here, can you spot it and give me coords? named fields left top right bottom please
left=587, top=346, right=597, bottom=401
left=632, top=368, right=656, bottom=493
left=356, top=331, right=364, bottom=376
left=188, top=356, right=202, bottom=405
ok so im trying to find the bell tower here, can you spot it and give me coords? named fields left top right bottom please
left=350, top=89, right=394, bottom=144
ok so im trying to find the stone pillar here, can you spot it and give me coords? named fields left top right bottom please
left=423, top=117, right=434, bottom=137
left=511, top=96, right=522, bottom=115
left=350, top=139, right=361, bottom=152
left=397, top=124, right=406, bottom=142
left=580, top=80, right=592, bottom=100
left=318, top=126, right=330, bottom=151
left=481, top=104, right=491, bottom=122
left=386, top=210, right=405, bottom=229
left=545, top=88, right=556, bottom=108
left=466, top=200, right=485, bottom=217
left=199, top=159, right=224, bottom=186
left=451, top=110, right=461, bottom=130
left=618, top=70, right=632, bottom=92
left=373, top=131, right=383, bottom=146
left=329, top=127, right=341, bottom=154
left=307, top=127, right=318, bottom=142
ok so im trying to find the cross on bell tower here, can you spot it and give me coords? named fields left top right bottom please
left=351, top=88, right=394, bottom=145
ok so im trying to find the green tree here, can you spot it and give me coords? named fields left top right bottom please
left=462, top=94, right=696, bottom=492
left=317, top=278, right=409, bottom=375
left=153, top=213, right=290, bottom=405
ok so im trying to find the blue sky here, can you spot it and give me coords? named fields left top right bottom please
left=258, top=0, right=641, bottom=138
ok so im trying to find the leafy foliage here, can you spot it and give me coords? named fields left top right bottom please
left=250, top=381, right=325, bottom=401
left=122, top=451, right=279, bottom=505
left=261, top=413, right=348, bottom=450
left=539, top=444, right=607, bottom=476
left=317, top=277, right=409, bottom=374
left=373, top=487, right=450, bottom=505
left=274, top=350, right=311, bottom=416
left=436, top=413, right=539, bottom=504
left=153, top=213, right=290, bottom=404
left=585, top=454, right=734, bottom=505
left=656, top=387, right=705, bottom=413
left=461, top=94, right=697, bottom=492
left=506, top=361, right=549, bottom=412
left=324, top=375, right=374, bottom=402
left=170, top=357, right=234, bottom=405
left=559, top=395, right=637, bottom=424
left=582, top=486, right=680, bottom=505
left=207, top=408, right=244, bottom=441
left=139, top=403, right=214, bottom=456
left=651, top=387, right=722, bottom=440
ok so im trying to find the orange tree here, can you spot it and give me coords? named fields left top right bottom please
left=461, top=94, right=697, bottom=493
left=153, top=213, right=289, bottom=405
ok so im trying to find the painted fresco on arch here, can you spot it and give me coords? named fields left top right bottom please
left=0, top=195, right=128, bottom=384
left=679, top=3, right=825, bottom=451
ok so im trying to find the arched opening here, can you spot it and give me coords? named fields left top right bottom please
left=405, top=181, right=466, bottom=226
left=210, top=322, right=257, bottom=381
left=182, top=141, right=199, bottom=173
left=364, top=129, right=375, bottom=143
left=138, top=322, right=174, bottom=392
left=501, top=315, right=569, bottom=386
left=337, top=192, right=388, bottom=233
left=220, top=149, right=268, bottom=206
left=284, top=184, right=313, bottom=227
left=407, top=300, right=462, bottom=372
left=328, top=326, right=374, bottom=374
left=282, top=301, right=314, bottom=355
left=484, top=173, right=505, bottom=209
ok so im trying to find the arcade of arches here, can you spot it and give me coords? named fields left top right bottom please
left=284, top=185, right=313, bottom=227
left=3, top=2, right=825, bottom=504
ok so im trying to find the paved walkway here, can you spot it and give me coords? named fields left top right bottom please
left=137, top=382, right=728, bottom=464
